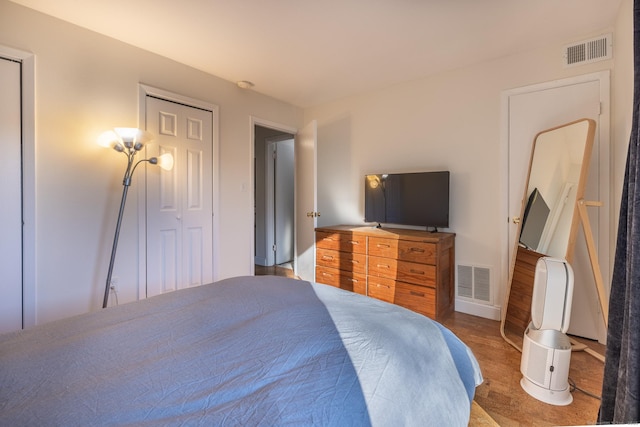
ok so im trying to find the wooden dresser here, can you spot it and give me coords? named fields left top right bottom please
left=315, top=225, right=455, bottom=320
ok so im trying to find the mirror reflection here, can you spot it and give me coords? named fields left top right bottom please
left=502, top=118, right=596, bottom=349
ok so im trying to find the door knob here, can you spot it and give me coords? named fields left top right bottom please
left=512, top=217, right=521, bottom=224
left=306, top=211, right=321, bottom=218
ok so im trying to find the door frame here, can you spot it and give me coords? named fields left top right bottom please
left=137, top=84, right=220, bottom=299
left=500, top=71, right=611, bottom=329
left=0, top=45, right=36, bottom=328
left=250, top=117, right=298, bottom=275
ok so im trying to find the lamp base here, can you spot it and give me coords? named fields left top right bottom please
left=521, top=376, right=573, bottom=406
left=520, top=329, right=573, bottom=406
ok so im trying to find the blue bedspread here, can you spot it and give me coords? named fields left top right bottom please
left=0, top=276, right=482, bottom=426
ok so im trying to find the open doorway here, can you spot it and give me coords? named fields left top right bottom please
left=254, top=124, right=297, bottom=278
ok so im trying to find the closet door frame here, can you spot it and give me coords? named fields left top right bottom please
left=0, top=45, right=35, bottom=328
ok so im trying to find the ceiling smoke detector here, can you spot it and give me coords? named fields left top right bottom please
left=236, top=80, right=255, bottom=89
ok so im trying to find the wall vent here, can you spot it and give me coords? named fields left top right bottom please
left=563, top=34, right=612, bottom=67
left=457, top=265, right=491, bottom=303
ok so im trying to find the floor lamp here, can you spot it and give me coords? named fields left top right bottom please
left=98, top=128, right=174, bottom=308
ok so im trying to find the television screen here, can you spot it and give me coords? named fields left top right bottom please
left=364, top=171, right=450, bottom=229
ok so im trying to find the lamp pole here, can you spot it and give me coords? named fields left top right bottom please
left=103, top=150, right=149, bottom=308
left=103, top=179, right=130, bottom=308
left=100, top=128, right=172, bottom=309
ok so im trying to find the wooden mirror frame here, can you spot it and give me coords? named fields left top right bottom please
left=500, top=118, right=605, bottom=353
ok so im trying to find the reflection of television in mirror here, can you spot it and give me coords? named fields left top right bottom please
left=520, top=188, right=550, bottom=251
left=364, top=171, right=449, bottom=230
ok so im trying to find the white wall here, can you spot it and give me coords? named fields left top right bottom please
left=0, top=0, right=303, bottom=325
left=306, top=4, right=631, bottom=317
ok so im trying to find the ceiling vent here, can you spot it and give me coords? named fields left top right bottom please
left=563, top=34, right=612, bottom=67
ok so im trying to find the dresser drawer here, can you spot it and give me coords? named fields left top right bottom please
left=398, top=240, right=436, bottom=264
left=316, top=231, right=366, bottom=254
left=395, top=281, right=436, bottom=319
left=316, top=248, right=366, bottom=274
left=315, top=266, right=367, bottom=295
left=367, top=276, right=396, bottom=304
left=369, top=237, right=436, bottom=264
left=368, top=237, right=398, bottom=258
left=368, top=256, right=436, bottom=287
left=367, top=277, right=437, bottom=318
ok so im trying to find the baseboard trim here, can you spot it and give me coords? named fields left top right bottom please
left=455, top=299, right=501, bottom=321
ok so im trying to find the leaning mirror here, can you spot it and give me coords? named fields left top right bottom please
left=501, top=118, right=597, bottom=350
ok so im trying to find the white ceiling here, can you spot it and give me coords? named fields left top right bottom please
left=10, top=0, right=623, bottom=108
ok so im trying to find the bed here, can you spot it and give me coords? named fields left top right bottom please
left=0, top=276, right=482, bottom=426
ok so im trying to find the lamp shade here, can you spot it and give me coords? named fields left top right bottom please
left=97, top=130, right=120, bottom=148
left=98, top=128, right=153, bottom=151
left=155, top=153, right=174, bottom=171
left=114, top=127, right=153, bottom=147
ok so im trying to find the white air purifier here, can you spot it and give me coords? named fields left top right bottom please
left=520, top=257, right=574, bottom=406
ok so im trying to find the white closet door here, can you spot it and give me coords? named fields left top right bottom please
left=0, top=57, right=22, bottom=333
left=145, top=96, right=214, bottom=297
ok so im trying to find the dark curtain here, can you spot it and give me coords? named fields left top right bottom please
left=598, top=0, right=640, bottom=423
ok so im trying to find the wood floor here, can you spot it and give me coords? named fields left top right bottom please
left=254, top=268, right=606, bottom=426
left=442, top=311, right=605, bottom=427
left=254, top=263, right=298, bottom=279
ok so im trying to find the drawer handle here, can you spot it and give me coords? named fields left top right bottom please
left=351, top=260, right=360, bottom=264
left=410, top=248, right=425, bottom=253
left=376, top=244, right=390, bottom=248
left=350, top=278, right=359, bottom=283
left=322, top=272, right=333, bottom=277
left=377, top=264, right=390, bottom=269
left=410, top=269, right=425, bottom=275
left=376, top=283, right=389, bottom=289
left=349, top=241, right=360, bottom=245
left=322, top=255, right=334, bottom=260
left=410, top=290, right=425, bottom=297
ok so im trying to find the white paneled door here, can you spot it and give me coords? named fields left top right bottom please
left=505, top=73, right=608, bottom=342
left=145, top=96, right=214, bottom=297
left=0, top=57, right=22, bottom=333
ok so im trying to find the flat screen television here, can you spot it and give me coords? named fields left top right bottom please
left=364, top=171, right=450, bottom=229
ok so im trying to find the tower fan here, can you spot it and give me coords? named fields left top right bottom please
left=520, top=257, right=574, bottom=406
